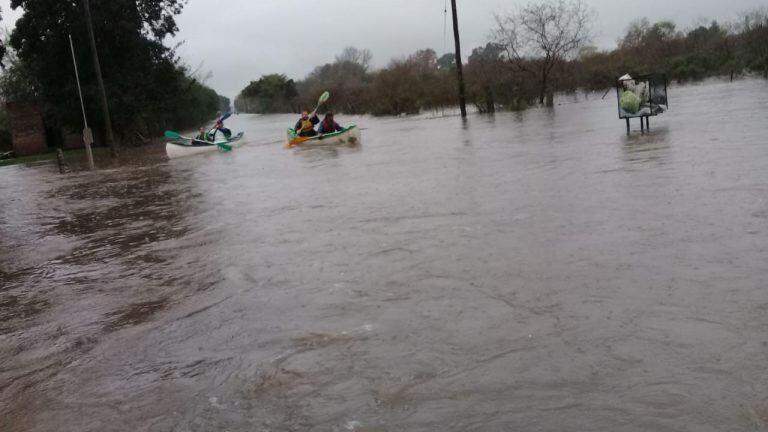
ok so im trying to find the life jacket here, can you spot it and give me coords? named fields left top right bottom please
left=299, top=118, right=314, bottom=133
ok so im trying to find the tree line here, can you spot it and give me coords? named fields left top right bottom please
left=0, top=0, right=229, bottom=152
left=235, top=1, right=768, bottom=116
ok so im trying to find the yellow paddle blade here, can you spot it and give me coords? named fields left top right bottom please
left=287, top=136, right=312, bottom=147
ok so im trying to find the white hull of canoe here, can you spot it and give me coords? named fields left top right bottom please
left=287, top=126, right=361, bottom=148
left=165, top=142, right=220, bottom=159
left=166, top=132, right=244, bottom=159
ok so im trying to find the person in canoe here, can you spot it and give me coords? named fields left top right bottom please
left=317, top=112, right=344, bottom=135
left=213, top=111, right=232, bottom=140
left=195, top=127, right=210, bottom=142
left=295, top=110, right=320, bottom=137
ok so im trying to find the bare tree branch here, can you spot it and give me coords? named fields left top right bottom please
left=493, top=0, right=595, bottom=105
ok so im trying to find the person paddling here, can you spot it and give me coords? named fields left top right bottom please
left=213, top=111, right=232, bottom=140
left=317, top=112, right=343, bottom=135
left=295, top=110, right=320, bottom=137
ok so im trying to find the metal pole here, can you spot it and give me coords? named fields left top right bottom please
left=82, top=0, right=117, bottom=158
left=69, top=35, right=89, bottom=130
left=450, top=0, right=467, bottom=118
left=68, top=34, right=95, bottom=170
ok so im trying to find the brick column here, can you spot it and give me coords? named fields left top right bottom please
left=6, top=102, right=48, bottom=156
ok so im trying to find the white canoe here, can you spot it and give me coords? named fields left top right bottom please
left=286, top=125, right=361, bottom=148
left=166, top=132, right=244, bottom=159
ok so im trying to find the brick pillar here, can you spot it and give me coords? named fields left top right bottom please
left=5, top=102, right=48, bottom=156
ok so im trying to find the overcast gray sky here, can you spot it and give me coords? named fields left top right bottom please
left=2, top=0, right=765, bottom=99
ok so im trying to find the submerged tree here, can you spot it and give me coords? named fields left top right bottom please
left=465, top=42, right=520, bottom=112
left=436, top=53, right=456, bottom=71
left=367, top=48, right=455, bottom=115
left=296, top=47, right=373, bottom=114
left=335, top=46, right=373, bottom=72
left=739, top=8, right=768, bottom=77
left=493, top=0, right=594, bottom=105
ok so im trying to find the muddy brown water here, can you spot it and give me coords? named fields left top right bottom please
left=2, top=79, right=768, bottom=431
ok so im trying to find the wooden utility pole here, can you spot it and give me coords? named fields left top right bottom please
left=450, top=0, right=467, bottom=118
left=82, top=0, right=117, bottom=157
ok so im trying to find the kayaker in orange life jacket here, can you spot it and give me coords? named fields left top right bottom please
left=317, top=112, right=343, bottom=135
left=295, top=110, right=320, bottom=137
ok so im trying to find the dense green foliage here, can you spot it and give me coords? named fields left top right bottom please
left=170, top=77, right=219, bottom=132
left=0, top=33, right=40, bottom=103
left=0, top=0, right=224, bottom=146
left=217, top=95, right=231, bottom=113
left=0, top=8, right=5, bottom=67
left=234, top=74, right=297, bottom=114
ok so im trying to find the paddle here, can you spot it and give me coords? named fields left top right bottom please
left=165, top=130, right=185, bottom=140
left=288, top=91, right=331, bottom=147
left=286, top=133, right=313, bottom=148
left=310, top=91, right=330, bottom=117
left=164, top=130, right=232, bottom=152
left=208, top=112, right=233, bottom=139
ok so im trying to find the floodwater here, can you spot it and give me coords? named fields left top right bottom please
left=1, top=78, right=768, bottom=432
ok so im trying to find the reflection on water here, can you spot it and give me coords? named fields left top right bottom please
left=2, top=79, right=768, bottom=432
left=622, top=127, right=671, bottom=164
left=291, top=141, right=362, bottom=162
